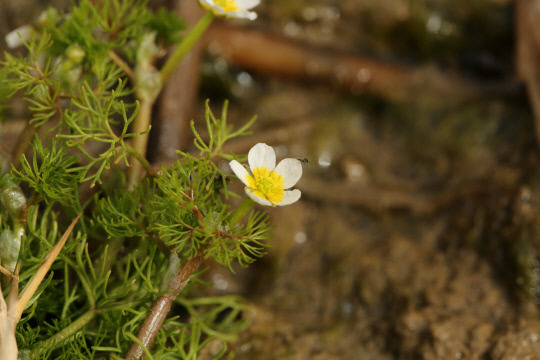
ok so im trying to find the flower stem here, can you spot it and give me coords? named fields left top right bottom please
left=127, top=98, right=153, bottom=190
left=30, top=308, right=96, bottom=354
left=159, top=11, right=215, bottom=85
left=125, top=144, right=155, bottom=178
left=10, top=122, right=37, bottom=170
left=127, top=11, right=214, bottom=190
left=228, top=197, right=255, bottom=227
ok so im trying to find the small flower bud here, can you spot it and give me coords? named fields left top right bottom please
left=0, top=175, right=26, bottom=219
left=0, top=228, right=22, bottom=273
left=65, top=44, right=85, bottom=64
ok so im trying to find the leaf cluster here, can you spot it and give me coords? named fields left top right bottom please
left=1, top=0, right=184, bottom=188
left=11, top=137, right=81, bottom=206
left=94, top=102, right=272, bottom=271
left=42, top=0, right=185, bottom=65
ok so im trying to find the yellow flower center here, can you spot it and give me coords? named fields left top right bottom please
left=246, top=167, right=285, bottom=204
left=214, top=0, right=239, bottom=12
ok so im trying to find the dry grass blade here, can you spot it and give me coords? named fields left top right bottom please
left=0, top=265, right=16, bottom=279
left=13, top=212, right=82, bottom=321
left=0, top=286, right=17, bottom=360
left=0, top=265, right=20, bottom=360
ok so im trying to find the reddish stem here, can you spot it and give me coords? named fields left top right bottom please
left=124, top=255, right=203, bottom=360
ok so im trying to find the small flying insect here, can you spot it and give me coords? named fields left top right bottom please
left=297, top=158, right=309, bottom=164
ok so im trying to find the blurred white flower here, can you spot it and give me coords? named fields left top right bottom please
left=5, top=10, right=50, bottom=49
left=229, top=143, right=302, bottom=206
left=199, top=0, right=260, bottom=20
left=5, top=25, right=33, bottom=49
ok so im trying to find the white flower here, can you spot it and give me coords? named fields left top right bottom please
left=199, top=0, right=260, bottom=20
left=5, top=10, right=49, bottom=49
left=5, top=25, right=33, bottom=49
left=229, top=143, right=302, bottom=206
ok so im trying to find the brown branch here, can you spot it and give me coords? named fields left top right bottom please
left=125, top=184, right=214, bottom=359
left=298, top=173, right=516, bottom=217
left=191, top=206, right=204, bottom=224
left=204, top=22, right=519, bottom=104
left=124, top=255, right=203, bottom=360
left=180, top=188, right=204, bottom=225
left=213, top=229, right=236, bottom=239
left=151, top=0, right=205, bottom=163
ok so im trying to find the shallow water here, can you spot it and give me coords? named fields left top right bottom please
left=196, top=0, right=540, bottom=358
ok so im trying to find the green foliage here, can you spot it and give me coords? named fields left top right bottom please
left=3, top=32, right=59, bottom=126
left=0, top=67, right=17, bottom=118
left=58, top=83, right=138, bottom=187
left=147, top=7, right=187, bottom=46
left=1, top=0, right=178, bottom=188
left=94, top=103, right=272, bottom=270
left=191, top=99, right=257, bottom=161
left=12, top=137, right=81, bottom=206
left=1, top=1, right=272, bottom=358
left=42, top=0, right=184, bottom=64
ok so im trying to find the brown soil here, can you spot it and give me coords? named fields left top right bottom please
left=217, top=81, right=540, bottom=359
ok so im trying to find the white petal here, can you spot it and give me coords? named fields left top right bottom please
left=198, top=0, right=258, bottom=19
left=274, top=158, right=302, bottom=189
left=198, top=0, right=225, bottom=15
left=237, top=0, right=260, bottom=9
left=245, top=188, right=273, bottom=206
left=229, top=160, right=251, bottom=187
left=248, top=143, right=276, bottom=171
left=276, top=189, right=301, bottom=206
left=5, top=25, right=32, bottom=49
left=227, top=9, right=257, bottom=20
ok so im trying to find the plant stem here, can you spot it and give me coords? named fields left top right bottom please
left=159, top=11, right=214, bottom=85
left=108, top=50, right=134, bottom=80
left=31, top=308, right=96, bottom=354
left=123, top=183, right=254, bottom=359
left=227, top=197, right=255, bottom=227
left=127, top=99, right=153, bottom=190
left=127, top=11, right=214, bottom=190
left=124, top=255, right=203, bottom=360
left=126, top=144, right=155, bottom=178
left=10, top=123, right=37, bottom=170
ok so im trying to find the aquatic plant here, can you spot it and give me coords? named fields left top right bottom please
left=0, top=0, right=301, bottom=359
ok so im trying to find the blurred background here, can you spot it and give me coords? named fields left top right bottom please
left=4, top=0, right=540, bottom=358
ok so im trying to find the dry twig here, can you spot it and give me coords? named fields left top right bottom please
left=0, top=213, right=81, bottom=359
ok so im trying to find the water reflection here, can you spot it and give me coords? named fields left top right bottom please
left=294, top=231, right=307, bottom=244
left=212, top=273, right=229, bottom=290
left=318, top=151, right=332, bottom=168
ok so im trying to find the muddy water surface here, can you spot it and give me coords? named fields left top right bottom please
left=199, top=1, right=540, bottom=358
